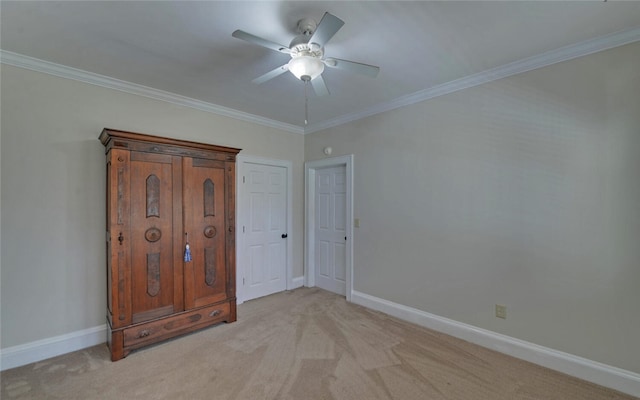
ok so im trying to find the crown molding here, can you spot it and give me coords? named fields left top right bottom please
left=2, top=25, right=639, bottom=136
left=304, top=25, right=640, bottom=134
left=0, top=50, right=304, bottom=135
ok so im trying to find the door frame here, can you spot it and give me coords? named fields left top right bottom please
left=305, top=155, right=354, bottom=301
left=236, top=155, right=293, bottom=304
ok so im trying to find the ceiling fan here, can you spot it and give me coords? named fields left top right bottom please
left=232, top=12, right=380, bottom=97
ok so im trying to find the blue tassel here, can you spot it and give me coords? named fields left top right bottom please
left=184, top=232, right=192, bottom=262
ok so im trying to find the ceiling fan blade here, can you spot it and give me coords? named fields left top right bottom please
left=252, top=64, right=289, bottom=84
left=232, top=30, right=290, bottom=54
left=309, top=12, right=344, bottom=47
left=311, top=75, right=330, bottom=97
left=324, top=58, right=380, bottom=78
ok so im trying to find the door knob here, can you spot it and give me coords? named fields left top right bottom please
left=281, top=233, right=288, bottom=239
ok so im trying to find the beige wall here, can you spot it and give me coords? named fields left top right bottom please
left=2, top=41, right=639, bottom=375
left=0, top=65, right=304, bottom=348
left=305, top=42, right=640, bottom=374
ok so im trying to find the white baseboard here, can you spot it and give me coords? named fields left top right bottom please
left=350, top=290, right=640, bottom=397
left=290, top=276, right=304, bottom=290
left=0, top=325, right=107, bottom=371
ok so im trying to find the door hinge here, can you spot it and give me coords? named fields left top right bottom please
left=243, top=176, right=245, bottom=183
left=243, top=226, right=245, bottom=233
left=243, top=277, right=246, bottom=285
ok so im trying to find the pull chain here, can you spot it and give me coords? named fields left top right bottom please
left=304, top=79, right=309, bottom=126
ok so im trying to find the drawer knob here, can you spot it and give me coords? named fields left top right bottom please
left=209, top=310, right=221, bottom=317
left=138, top=329, right=150, bottom=338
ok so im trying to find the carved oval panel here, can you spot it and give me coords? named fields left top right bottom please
left=203, top=225, right=217, bottom=238
left=145, top=227, right=162, bottom=242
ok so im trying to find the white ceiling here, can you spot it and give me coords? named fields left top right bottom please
left=2, top=1, right=640, bottom=133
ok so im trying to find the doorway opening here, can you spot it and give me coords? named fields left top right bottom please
left=236, top=155, right=293, bottom=303
left=305, top=155, right=353, bottom=301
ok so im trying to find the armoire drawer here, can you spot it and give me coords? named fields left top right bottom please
left=123, top=302, right=231, bottom=348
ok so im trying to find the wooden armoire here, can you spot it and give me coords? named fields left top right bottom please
left=100, top=129, right=240, bottom=361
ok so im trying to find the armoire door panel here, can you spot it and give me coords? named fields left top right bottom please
left=107, top=149, right=132, bottom=328
left=224, top=161, right=237, bottom=301
left=130, top=154, right=177, bottom=323
left=170, top=156, right=185, bottom=314
left=184, top=157, right=228, bottom=308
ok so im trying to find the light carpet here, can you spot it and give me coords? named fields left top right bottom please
left=1, top=288, right=637, bottom=399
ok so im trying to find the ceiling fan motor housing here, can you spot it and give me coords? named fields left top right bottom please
left=290, top=18, right=323, bottom=59
left=289, top=41, right=323, bottom=58
left=296, top=18, right=317, bottom=35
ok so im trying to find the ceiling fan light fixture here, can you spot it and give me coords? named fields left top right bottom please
left=288, top=56, right=324, bottom=81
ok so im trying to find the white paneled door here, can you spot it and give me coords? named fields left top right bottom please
left=242, top=162, right=288, bottom=301
left=315, top=165, right=347, bottom=295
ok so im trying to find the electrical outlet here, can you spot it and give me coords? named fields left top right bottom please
left=495, top=304, right=507, bottom=319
